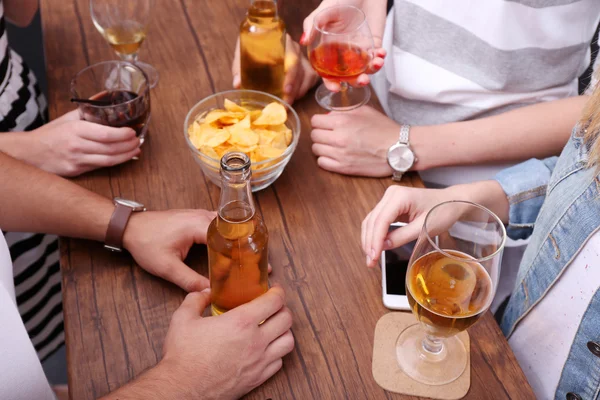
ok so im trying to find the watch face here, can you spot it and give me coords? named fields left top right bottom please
left=387, top=144, right=415, bottom=172
left=114, top=197, right=145, bottom=209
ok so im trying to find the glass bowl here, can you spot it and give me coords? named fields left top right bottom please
left=183, top=90, right=300, bottom=192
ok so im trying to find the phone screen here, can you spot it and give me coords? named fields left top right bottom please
left=384, top=225, right=416, bottom=296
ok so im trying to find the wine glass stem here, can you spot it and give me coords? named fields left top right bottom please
left=339, top=81, right=349, bottom=92
left=422, top=334, right=444, bottom=355
left=119, top=52, right=139, bottom=63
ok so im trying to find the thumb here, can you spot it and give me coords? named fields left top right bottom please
left=232, top=38, right=241, bottom=88
left=384, top=218, right=423, bottom=251
left=162, top=258, right=210, bottom=293
left=177, top=289, right=212, bottom=319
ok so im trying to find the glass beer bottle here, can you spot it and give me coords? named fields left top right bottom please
left=207, top=152, right=269, bottom=315
left=239, top=0, right=286, bottom=98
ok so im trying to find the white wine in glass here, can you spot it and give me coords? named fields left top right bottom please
left=397, top=200, right=506, bottom=385
left=91, top=0, right=159, bottom=88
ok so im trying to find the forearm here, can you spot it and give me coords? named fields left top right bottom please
left=0, top=131, right=42, bottom=167
left=0, top=151, right=113, bottom=241
left=444, top=180, right=509, bottom=225
left=366, top=0, right=387, bottom=46
left=412, top=96, right=587, bottom=170
left=4, top=0, right=38, bottom=27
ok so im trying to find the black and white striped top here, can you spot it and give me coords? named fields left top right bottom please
left=0, top=0, right=62, bottom=362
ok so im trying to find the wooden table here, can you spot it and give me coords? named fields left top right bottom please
left=41, top=1, right=534, bottom=398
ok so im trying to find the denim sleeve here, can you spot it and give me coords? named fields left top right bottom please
left=494, top=157, right=558, bottom=240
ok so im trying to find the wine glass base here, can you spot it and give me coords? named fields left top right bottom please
left=314, top=83, right=370, bottom=111
left=396, top=324, right=467, bottom=386
left=134, top=61, right=159, bottom=89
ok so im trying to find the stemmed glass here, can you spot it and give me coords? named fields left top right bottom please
left=397, top=201, right=506, bottom=385
left=90, top=0, right=159, bottom=88
left=307, top=5, right=374, bottom=111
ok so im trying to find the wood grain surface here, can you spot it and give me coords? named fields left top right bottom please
left=40, top=0, right=534, bottom=398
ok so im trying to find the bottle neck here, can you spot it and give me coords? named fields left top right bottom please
left=248, top=0, right=279, bottom=23
left=218, top=153, right=255, bottom=222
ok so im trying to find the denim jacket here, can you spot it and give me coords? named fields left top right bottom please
left=495, top=128, right=600, bottom=400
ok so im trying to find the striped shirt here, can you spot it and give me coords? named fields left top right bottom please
left=0, top=0, right=63, bottom=362
left=371, top=0, right=600, bottom=186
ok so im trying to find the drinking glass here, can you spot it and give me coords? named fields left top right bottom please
left=91, top=0, right=159, bottom=88
left=307, top=5, right=374, bottom=111
left=397, top=201, right=506, bottom=385
left=71, top=61, right=151, bottom=143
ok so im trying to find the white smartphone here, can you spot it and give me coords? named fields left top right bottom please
left=381, top=222, right=417, bottom=311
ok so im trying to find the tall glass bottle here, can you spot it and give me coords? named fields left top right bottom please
left=207, top=152, right=269, bottom=315
left=239, top=0, right=286, bottom=98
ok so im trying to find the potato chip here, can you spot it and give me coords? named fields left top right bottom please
left=252, top=102, right=287, bottom=126
left=224, top=99, right=249, bottom=114
left=188, top=98, right=293, bottom=169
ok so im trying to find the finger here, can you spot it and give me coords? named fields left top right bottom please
left=264, top=330, right=294, bottom=362
left=283, top=51, right=300, bottom=104
left=311, top=143, right=340, bottom=159
left=260, top=306, right=293, bottom=342
left=82, top=147, right=141, bottom=168
left=369, top=195, right=411, bottom=267
left=268, top=263, right=273, bottom=274
left=311, top=128, right=348, bottom=147
left=367, top=57, right=385, bottom=74
left=175, top=289, right=211, bottom=319
left=385, top=219, right=423, bottom=250
left=79, top=123, right=137, bottom=143
left=232, top=39, right=241, bottom=88
left=255, top=359, right=284, bottom=389
left=233, top=286, right=285, bottom=325
left=155, top=259, right=210, bottom=293
left=361, top=211, right=372, bottom=254
left=316, top=156, right=347, bottom=174
left=323, top=79, right=341, bottom=92
left=374, top=48, right=387, bottom=59
left=190, top=211, right=217, bottom=245
left=81, top=136, right=141, bottom=155
left=310, top=114, right=338, bottom=130
left=365, top=192, right=394, bottom=266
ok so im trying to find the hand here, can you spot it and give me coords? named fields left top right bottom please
left=300, top=0, right=387, bottom=92
left=311, top=105, right=399, bottom=176
left=159, top=287, right=294, bottom=400
left=31, top=110, right=141, bottom=177
left=123, top=209, right=217, bottom=292
left=232, top=34, right=319, bottom=104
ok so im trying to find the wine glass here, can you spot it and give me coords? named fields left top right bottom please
left=397, top=201, right=506, bottom=385
left=91, top=0, right=159, bottom=88
left=307, top=5, right=374, bottom=111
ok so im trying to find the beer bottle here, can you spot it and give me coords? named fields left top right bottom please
left=239, top=0, right=286, bottom=98
left=207, top=152, right=269, bottom=315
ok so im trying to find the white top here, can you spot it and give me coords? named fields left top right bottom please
left=509, top=230, right=600, bottom=399
left=0, top=231, right=55, bottom=400
left=371, top=0, right=600, bottom=186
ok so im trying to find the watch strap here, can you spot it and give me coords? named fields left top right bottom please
left=399, top=124, right=411, bottom=144
left=392, top=171, right=404, bottom=182
left=105, top=204, right=134, bottom=252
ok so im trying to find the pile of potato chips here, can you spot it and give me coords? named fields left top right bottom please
left=188, top=99, right=293, bottom=169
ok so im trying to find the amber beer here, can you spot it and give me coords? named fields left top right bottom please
left=407, top=250, right=492, bottom=337
left=239, top=0, right=286, bottom=98
left=207, top=153, right=269, bottom=315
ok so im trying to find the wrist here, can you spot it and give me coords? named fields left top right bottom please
left=121, top=211, right=143, bottom=252
left=443, top=180, right=509, bottom=224
left=0, top=131, right=40, bottom=166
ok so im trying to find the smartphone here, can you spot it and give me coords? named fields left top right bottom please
left=381, top=222, right=416, bottom=311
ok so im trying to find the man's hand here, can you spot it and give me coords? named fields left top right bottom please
left=123, top=209, right=216, bottom=292
left=311, top=106, right=399, bottom=176
left=300, top=0, right=387, bottom=92
left=30, top=110, right=141, bottom=177
left=361, top=182, right=509, bottom=268
left=232, top=34, right=319, bottom=104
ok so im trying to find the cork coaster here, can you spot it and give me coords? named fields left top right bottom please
left=372, top=312, right=471, bottom=399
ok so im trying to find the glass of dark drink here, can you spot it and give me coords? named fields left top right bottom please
left=397, top=201, right=506, bottom=385
left=70, top=61, right=151, bottom=143
left=308, top=5, right=374, bottom=111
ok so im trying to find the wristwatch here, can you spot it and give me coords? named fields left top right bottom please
left=387, top=124, right=416, bottom=182
left=104, top=197, right=146, bottom=252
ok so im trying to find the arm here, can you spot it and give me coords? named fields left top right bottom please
left=412, top=96, right=586, bottom=170
left=4, top=0, right=38, bottom=27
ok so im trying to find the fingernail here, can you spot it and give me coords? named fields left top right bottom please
left=300, top=32, right=307, bottom=44
left=284, top=84, right=293, bottom=94
left=384, top=240, right=392, bottom=250
left=366, top=255, right=372, bottom=265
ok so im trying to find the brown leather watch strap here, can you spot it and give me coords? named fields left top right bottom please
left=104, top=203, right=134, bottom=252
